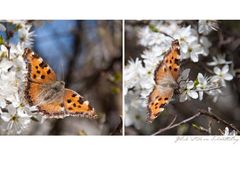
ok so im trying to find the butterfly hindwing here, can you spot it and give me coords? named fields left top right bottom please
left=37, top=101, right=65, bottom=118
left=64, top=89, right=96, bottom=118
left=24, top=81, right=43, bottom=106
left=147, top=85, right=174, bottom=122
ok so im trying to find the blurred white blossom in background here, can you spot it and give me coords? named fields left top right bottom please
left=0, top=21, right=37, bottom=134
left=125, top=20, right=233, bottom=131
left=224, top=127, right=236, bottom=136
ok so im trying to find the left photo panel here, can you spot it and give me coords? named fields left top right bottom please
left=0, top=20, right=122, bottom=135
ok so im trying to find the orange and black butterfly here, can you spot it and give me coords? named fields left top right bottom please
left=147, top=40, right=181, bottom=123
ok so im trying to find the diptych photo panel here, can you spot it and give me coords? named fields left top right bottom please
left=0, top=20, right=122, bottom=135
left=0, top=20, right=239, bottom=136
left=124, top=20, right=240, bottom=135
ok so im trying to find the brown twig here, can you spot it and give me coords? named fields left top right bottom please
left=152, top=109, right=240, bottom=135
left=152, top=113, right=201, bottom=135
left=200, top=109, right=240, bottom=134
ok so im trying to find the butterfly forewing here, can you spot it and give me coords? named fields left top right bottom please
left=23, top=48, right=57, bottom=84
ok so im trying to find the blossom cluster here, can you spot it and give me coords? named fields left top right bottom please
left=125, top=20, right=234, bottom=131
left=0, top=21, right=37, bottom=134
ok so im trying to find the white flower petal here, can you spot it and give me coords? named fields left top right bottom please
left=198, top=91, right=203, bottom=101
left=1, top=112, right=11, bottom=122
left=7, top=104, right=17, bottom=116
left=178, top=68, right=190, bottom=81
left=224, top=127, right=229, bottom=136
left=188, top=90, right=198, bottom=99
left=0, top=23, right=6, bottom=31
left=213, top=67, right=221, bottom=75
left=190, top=52, right=199, bottom=62
left=179, top=93, right=188, bottom=102
left=187, top=81, right=194, bottom=89
left=197, top=73, right=204, bottom=83
left=224, top=73, right=233, bottom=81
left=181, top=44, right=188, bottom=53
left=222, top=65, right=229, bottom=74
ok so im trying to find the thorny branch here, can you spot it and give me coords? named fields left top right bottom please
left=152, top=109, right=240, bottom=135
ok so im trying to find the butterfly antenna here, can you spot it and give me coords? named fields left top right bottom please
left=159, top=31, right=175, bottom=40
left=60, top=61, right=65, bottom=81
left=149, top=24, right=175, bottom=40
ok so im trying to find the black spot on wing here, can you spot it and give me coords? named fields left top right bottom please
left=47, top=69, right=51, bottom=74
left=88, top=105, right=93, bottom=111
left=78, top=97, right=84, bottom=104
left=41, top=75, right=45, bottom=79
left=32, top=53, right=39, bottom=58
left=39, top=61, right=48, bottom=68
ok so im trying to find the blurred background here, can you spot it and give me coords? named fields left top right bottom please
left=125, top=20, right=240, bottom=135
left=26, top=20, right=122, bottom=135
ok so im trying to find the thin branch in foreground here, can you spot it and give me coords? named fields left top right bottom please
left=200, top=109, right=240, bottom=134
left=152, top=113, right=200, bottom=135
left=152, top=109, right=240, bottom=135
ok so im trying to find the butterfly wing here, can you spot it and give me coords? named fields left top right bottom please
left=24, top=81, right=64, bottom=118
left=36, top=89, right=97, bottom=119
left=147, top=85, right=174, bottom=123
left=37, top=101, right=65, bottom=118
left=23, top=48, right=56, bottom=84
left=64, top=89, right=96, bottom=119
left=147, top=40, right=180, bottom=122
left=162, top=40, right=181, bottom=81
left=24, top=81, right=43, bottom=106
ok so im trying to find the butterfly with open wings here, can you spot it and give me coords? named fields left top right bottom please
left=23, top=48, right=97, bottom=119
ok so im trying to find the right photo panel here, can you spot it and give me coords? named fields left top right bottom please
left=124, top=20, right=240, bottom=135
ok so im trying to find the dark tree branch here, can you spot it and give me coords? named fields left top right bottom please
left=152, top=113, right=201, bottom=135
left=152, top=109, right=240, bottom=135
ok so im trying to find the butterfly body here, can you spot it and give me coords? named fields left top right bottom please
left=23, top=48, right=96, bottom=119
left=147, top=40, right=180, bottom=123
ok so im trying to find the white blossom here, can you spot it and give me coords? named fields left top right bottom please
left=125, top=20, right=225, bottom=130
left=200, top=36, right=212, bottom=56
left=198, top=20, right=219, bottom=35
left=18, top=24, right=34, bottom=48
left=0, top=20, right=36, bottom=134
left=185, top=41, right=204, bottom=62
left=212, top=65, right=233, bottom=87
left=224, top=127, right=236, bottom=136
left=207, top=54, right=232, bottom=66
left=179, top=80, right=198, bottom=102
left=0, top=23, right=6, bottom=31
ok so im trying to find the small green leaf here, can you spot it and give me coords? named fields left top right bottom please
left=194, top=79, right=199, bottom=87
left=111, top=87, right=120, bottom=94
left=0, top=36, right=4, bottom=45
left=149, top=24, right=160, bottom=33
left=113, top=72, right=121, bottom=82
